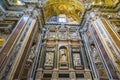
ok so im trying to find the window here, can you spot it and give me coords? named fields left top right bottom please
left=59, top=17, right=66, bottom=23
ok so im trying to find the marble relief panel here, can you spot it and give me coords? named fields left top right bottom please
left=73, top=53, right=81, bottom=67
left=44, top=52, right=54, bottom=69
left=69, top=32, right=78, bottom=39
left=72, top=46, right=82, bottom=69
left=59, top=31, right=67, bottom=40
left=48, top=31, right=56, bottom=39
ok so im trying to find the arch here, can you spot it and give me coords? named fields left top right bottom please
left=43, top=0, right=85, bottom=22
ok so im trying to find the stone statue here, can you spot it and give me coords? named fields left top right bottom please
left=60, top=49, right=67, bottom=62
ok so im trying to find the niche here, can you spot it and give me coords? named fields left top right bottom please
left=59, top=46, right=68, bottom=69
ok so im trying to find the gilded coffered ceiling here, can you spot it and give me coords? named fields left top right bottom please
left=91, top=0, right=119, bottom=7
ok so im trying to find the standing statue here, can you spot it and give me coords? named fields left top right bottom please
left=60, top=49, right=67, bottom=63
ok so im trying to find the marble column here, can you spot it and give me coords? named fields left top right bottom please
left=80, top=45, right=88, bottom=69
left=68, top=45, right=73, bottom=69
left=54, top=44, right=58, bottom=69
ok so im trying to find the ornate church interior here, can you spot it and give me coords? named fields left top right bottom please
left=0, top=0, right=120, bottom=80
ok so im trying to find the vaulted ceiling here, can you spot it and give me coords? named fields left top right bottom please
left=43, top=0, right=85, bottom=22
